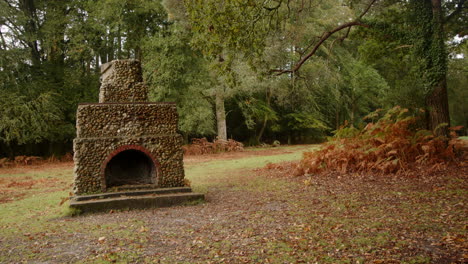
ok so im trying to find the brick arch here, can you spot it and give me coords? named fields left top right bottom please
left=100, top=144, right=161, bottom=191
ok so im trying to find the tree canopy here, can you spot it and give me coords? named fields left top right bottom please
left=0, top=0, right=466, bottom=157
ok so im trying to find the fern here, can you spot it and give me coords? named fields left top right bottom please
left=182, top=138, right=244, bottom=155
left=294, top=107, right=464, bottom=176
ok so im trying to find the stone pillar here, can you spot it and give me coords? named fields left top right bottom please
left=98, top=59, right=148, bottom=103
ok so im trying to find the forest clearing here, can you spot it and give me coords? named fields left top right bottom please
left=1, top=0, right=467, bottom=263
left=0, top=145, right=466, bottom=263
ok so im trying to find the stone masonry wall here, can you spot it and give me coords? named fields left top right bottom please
left=99, top=60, right=148, bottom=103
left=76, top=103, right=178, bottom=138
left=73, top=136, right=184, bottom=194
left=73, top=59, right=185, bottom=195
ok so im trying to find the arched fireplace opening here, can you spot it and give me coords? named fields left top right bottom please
left=105, top=149, right=155, bottom=188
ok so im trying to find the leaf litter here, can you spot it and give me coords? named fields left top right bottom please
left=0, top=143, right=466, bottom=263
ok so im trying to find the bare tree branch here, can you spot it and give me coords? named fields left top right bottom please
left=394, top=44, right=413, bottom=50
left=0, top=29, right=6, bottom=50
left=358, top=0, right=378, bottom=19
left=271, top=21, right=369, bottom=75
left=444, top=0, right=466, bottom=23
left=271, top=0, right=378, bottom=75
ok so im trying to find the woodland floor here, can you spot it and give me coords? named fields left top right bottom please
left=0, top=145, right=466, bottom=263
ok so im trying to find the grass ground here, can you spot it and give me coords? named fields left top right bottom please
left=0, top=145, right=466, bottom=263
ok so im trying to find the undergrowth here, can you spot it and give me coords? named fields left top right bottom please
left=0, top=153, right=73, bottom=168
left=293, top=106, right=466, bottom=176
left=183, top=138, right=244, bottom=155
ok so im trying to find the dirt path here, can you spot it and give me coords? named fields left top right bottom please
left=0, top=145, right=466, bottom=263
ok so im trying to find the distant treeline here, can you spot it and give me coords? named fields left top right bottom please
left=0, top=0, right=466, bottom=157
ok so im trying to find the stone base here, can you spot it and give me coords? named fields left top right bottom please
left=69, top=187, right=204, bottom=213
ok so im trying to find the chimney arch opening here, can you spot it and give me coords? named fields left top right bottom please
left=104, top=148, right=156, bottom=188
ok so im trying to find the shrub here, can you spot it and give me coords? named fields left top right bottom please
left=294, top=106, right=465, bottom=176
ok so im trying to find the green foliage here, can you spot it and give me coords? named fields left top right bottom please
left=357, top=7, right=427, bottom=110
left=167, top=0, right=394, bottom=143
left=0, top=0, right=168, bottom=156
left=355, top=0, right=464, bottom=135
left=408, top=0, right=447, bottom=92
left=142, top=25, right=216, bottom=137
left=178, top=95, right=216, bottom=137
left=447, top=47, right=468, bottom=134
left=238, top=97, right=278, bottom=130
left=0, top=0, right=465, bottom=154
left=332, top=125, right=360, bottom=139
left=184, top=0, right=270, bottom=60
left=283, top=112, right=329, bottom=131
left=0, top=92, right=64, bottom=145
left=82, top=0, right=167, bottom=60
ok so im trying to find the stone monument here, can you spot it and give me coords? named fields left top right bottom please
left=69, top=60, right=203, bottom=213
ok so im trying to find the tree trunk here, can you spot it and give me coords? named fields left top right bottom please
left=135, top=47, right=142, bottom=61
left=256, top=118, right=268, bottom=144
left=100, top=32, right=108, bottom=64
left=19, top=0, right=41, bottom=66
left=215, top=90, right=227, bottom=140
left=350, top=103, right=356, bottom=128
left=45, top=0, right=67, bottom=87
left=117, top=25, right=122, bottom=59
left=335, top=109, right=340, bottom=130
left=100, top=52, right=107, bottom=64
left=0, top=28, right=6, bottom=50
left=426, top=0, right=450, bottom=136
left=426, top=78, right=450, bottom=135
left=95, top=54, right=100, bottom=72
left=256, top=87, right=272, bottom=143
left=108, top=30, right=114, bottom=62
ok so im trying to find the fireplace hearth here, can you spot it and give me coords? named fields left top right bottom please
left=104, top=149, right=155, bottom=187
left=70, top=60, right=203, bottom=212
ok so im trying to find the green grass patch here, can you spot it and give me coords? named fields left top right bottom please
left=0, top=145, right=312, bottom=262
left=186, top=145, right=313, bottom=193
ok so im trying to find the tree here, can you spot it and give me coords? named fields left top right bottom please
left=85, top=0, right=167, bottom=62
left=447, top=42, right=468, bottom=135
left=181, top=0, right=276, bottom=140
left=410, top=0, right=450, bottom=136
left=183, top=0, right=467, bottom=137
left=0, top=0, right=169, bottom=156
left=0, top=0, right=77, bottom=155
left=358, top=0, right=466, bottom=135
left=142, top=24, right=216, bottom=140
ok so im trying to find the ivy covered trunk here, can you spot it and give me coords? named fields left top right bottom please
left=412, top=0, right=450, bottom=136
left=427, top=0, right=450, bottom=136
left=430, top=0, right=451, bottom=136
left=426, top=78, right=450, bottom=136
